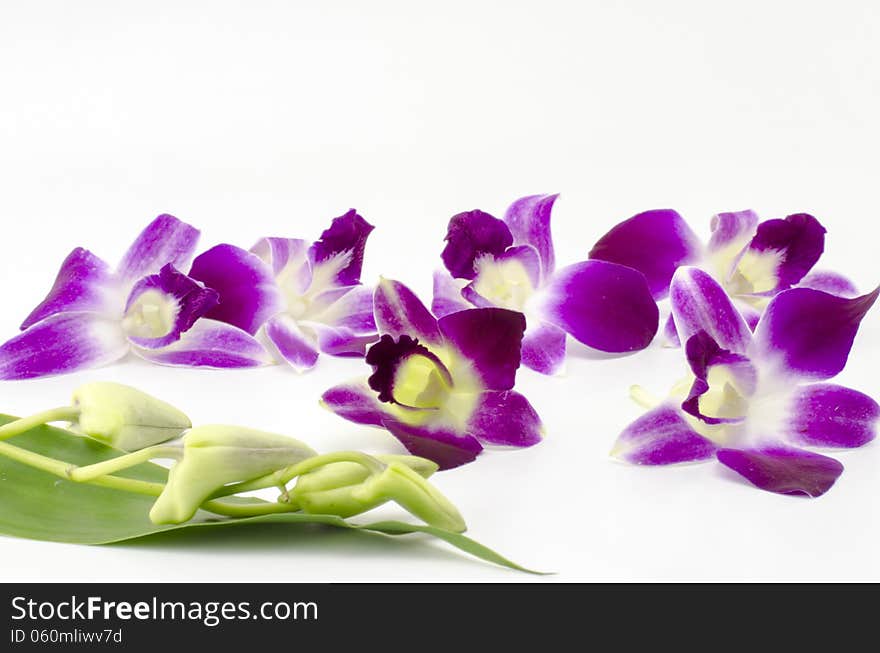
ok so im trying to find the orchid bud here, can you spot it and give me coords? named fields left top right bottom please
left=296, top=458, right=465, bottom=532
left=292, top=455, right=438, bottom=518
left=71, top=382, right=191, bottom=451
left=149, top=425, right=318, bottom=524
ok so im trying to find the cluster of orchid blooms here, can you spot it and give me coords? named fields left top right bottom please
left=0, top=197, right=876, bottom=500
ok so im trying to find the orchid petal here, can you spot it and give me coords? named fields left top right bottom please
left=0, top=312, right=129, bottom=380
left=798, top=270, right=859, bottom=298
left=784, top=384, right=879, bottom=448
left=264, top=313, right=320, bottom=372
left=21, top=248, right=117, bottom=330
left=441, top=210, right=513, bottom=280
left=521, top=321, right=567, bottom=375
left=468, top=391, right=543, bottom=447
left=320, top=381, right=390, bottom=428
left=310, top=323, right=378, bottom=357
left=503, top=193, right=558, bottom=277
left=539, top=260, right=659, bottom=353
left=123, top=265, right=219, bottom=349
left=189, top=244, right=285, bottom=335
left=116, top=214, right=200, bottom=283
left=382, top=418, right=483, bottom=471
left=752, top=286, right=879, bottom=380
left=662, top=314, right=681, bottom=347
left=250, top=237, right=311, bottom=291
left=307, top=284, right=376, bottom=334
left=308, top=210, right=374, bottom=287
left=610, top=405, right=717, bottom=465
left=743, top=213, right=825, bottom=292
left=589, top=209, right=701, bottom=299
left=133, top=319, right=273, bottom=368
left=431, top=270, right=471, bottom=318
left=682, top=331, right=757, bottom=425
left=373, top=278, right=443, bottom=346
left=438, top=308, right=525, bottom=392
left=707, top=209, right=759, bottom=256
left=670, top=267, right=752, bottom=354
left=716, top=447, right=843, bottom=497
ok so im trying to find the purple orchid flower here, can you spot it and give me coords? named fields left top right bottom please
left=321, top=277, right=543, bottom=470
left=432, top=195, right=659, bottom=375
left=611, top=266, right=879, bottom=497
left=0, top=215, right=273, bottom=380
left=589, top=208, right=858, bottom=342
left=187, top=210, right=377, bottom=372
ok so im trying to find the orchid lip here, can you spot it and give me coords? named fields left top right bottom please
left=366, top=334, right=454, bottom=410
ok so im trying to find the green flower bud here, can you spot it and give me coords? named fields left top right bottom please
left=71, top=382, right=191, bottom=451
left=149, top=425, right=318, bottom=524
left=292, top=455, right=438, bottom=518
left=296, top=458, right=465, bottom=532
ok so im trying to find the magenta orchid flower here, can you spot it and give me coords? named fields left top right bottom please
left=321, top=278, right=543, bottom=470
left=0, top=216, right=272, bottom=379
left=589, top=208, right=858, bottom=342
left=611, top=266, right=879, bottom=497
left=432, top=194, right=659, bottom=376
left=188, top=210, right=376, bottom=372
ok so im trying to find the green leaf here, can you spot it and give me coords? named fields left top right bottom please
left=0, top=416, right=544, bottom=574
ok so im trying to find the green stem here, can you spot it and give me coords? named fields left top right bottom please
left=0, top=439, right=165, bottom=496
left=0, top=407, right=81, bottom=441
left=210, top=451, right=387, bottom=499
left=68, top=445, right=182, bottom=482
left=200, top=499, right=302, bottom=518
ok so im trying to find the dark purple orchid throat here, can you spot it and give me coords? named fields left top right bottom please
left=366, top=334, right=452, bottom=409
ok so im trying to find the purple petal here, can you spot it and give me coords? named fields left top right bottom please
left=716, top=447, right=843, bottom=497
left=133, top=319, right=273, bottom=368
left=745, top=213, right=825, bottom=291
left=752, top=286, right=879, bottom=380
left=682, top=331, right=757, bottom=425
left=521, top=321, right=567, bottom=375
left=468, top=391, right=543, bottom=447
left=707, top=209, right=759, bottom=255
left=365, top=334, right=452, bottom=407
left=784, top=384, right=879, bottom=448
left=264, top=314, right=320, bottom=371
left=611, top=405, right=717, bottom=465
left=670, top=267, right=752, bottom=354
left=309, top=285, right=376, bottom=334
left=539, top=260, right=659, bottom=353
left=0, top=313, right=129, bottom=380
left=373, top=278, right=443, bottom=346
left=798, top=270, right=859, bottom=298
left=189, top=244, right=284, bottom=335
left=441, top=210, right=513, bottom=280
left=431, top=270, right=471, bottom=318
left=589, top=209, right=701, bottom=300
left=311, top=324, right=377, bottom=357
left=116, top=214, right=200, bottom=283
left=21, top=248, right=116, bottom=330
left=382, top=418, right=483, bottom=470
left=736, top=302, right=762, bottom=332
left=503, top=193, right=558, bottom=277
left=438, top=308, right=525, bottom=391
left=250, top=237, right=310, bottom=279
left=662, top=314, right=681, bottom=347
left=123, top=264, right=219, bottom=349
left=308, top=210, right=374, bottom=287
left=321, top=381, right=390, bottom=428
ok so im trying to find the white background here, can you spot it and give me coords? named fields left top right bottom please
left=1, top=1, right=878, bottom=581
